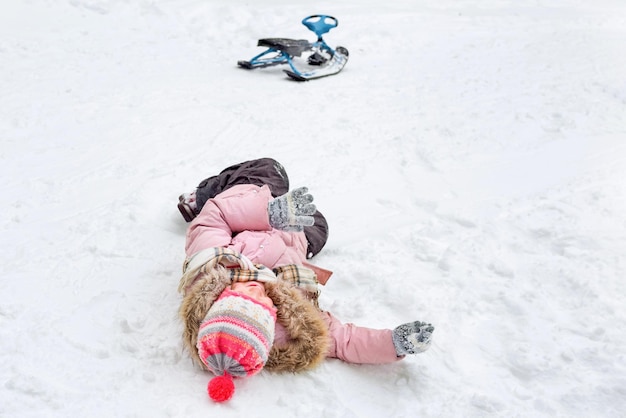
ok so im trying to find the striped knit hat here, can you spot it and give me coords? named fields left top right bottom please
left=196, top=288, right=277, bottom=402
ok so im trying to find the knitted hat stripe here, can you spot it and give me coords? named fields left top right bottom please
left=198, top=331, right=266, bottom=372
left=198, top=293, right=276, bottom=343
left=199, top=307, right=274, bottom=340
left=204, top=353, right=248, bottom=377
left=199, top=309, right=274, bottom=342
left=204, top=345, right=264, bottom=377
left=199, top=321, right=270, bottom=359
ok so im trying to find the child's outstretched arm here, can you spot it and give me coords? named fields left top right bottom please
left=321, top=312, right=435, bottom=364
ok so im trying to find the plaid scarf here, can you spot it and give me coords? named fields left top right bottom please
left=272, top=264, right=318, bottom=295
left=273, top=264, right=320, bottom=308
left=179, top=247, right=319, bottom=298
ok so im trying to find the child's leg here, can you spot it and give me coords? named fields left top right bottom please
left=320, top=311, right=401, bottom=364
left=304, top=210, right=328, bottom=259
left=179, top=158, right=329, bottom=258
left=195, top=158, right=291, bottom=210
left=178, top=158, right=290, bottom=222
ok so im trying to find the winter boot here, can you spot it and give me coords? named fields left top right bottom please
left=178, top=192, right=198, bottom=222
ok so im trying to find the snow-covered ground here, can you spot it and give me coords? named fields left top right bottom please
left=2, top=1, right=625, bottom=417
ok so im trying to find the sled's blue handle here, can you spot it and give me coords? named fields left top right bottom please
left=302, top=15, right=338, bottom=38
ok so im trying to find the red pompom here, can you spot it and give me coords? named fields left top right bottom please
left=207, top=375, right=235, bottom=402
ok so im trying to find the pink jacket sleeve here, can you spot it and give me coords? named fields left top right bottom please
left=321, top=311, right=402, bottom=364
left=185, top=184, right=274, bottom=256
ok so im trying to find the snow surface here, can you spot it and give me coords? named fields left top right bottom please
left=2, top=1, right=626, bottom=417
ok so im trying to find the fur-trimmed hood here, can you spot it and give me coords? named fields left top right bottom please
left=178, top=249, right=329, bottom=373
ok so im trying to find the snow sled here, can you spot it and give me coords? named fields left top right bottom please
left=237, top=15, right=349, bottom=81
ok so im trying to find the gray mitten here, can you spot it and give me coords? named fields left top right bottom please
left=392, top=321, right=435, bottom=356
left=268, top=187, right=316, bottom=232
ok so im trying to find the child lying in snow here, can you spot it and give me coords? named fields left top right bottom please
left=177, top=158, right=434, bottom=402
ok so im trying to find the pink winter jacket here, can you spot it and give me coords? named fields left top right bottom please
left=185, top=184, right=400, bottom=364
left=185, top=184, right=308, bottom=267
